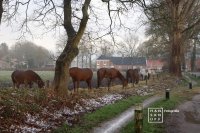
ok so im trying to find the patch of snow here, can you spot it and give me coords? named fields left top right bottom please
left=11, top=125, right=41, bottom=133
left=9, top=94, right=125, bottom=131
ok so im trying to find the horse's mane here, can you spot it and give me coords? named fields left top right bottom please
left=27, top=70, right=43, bottom=81
left=34, top=72, right=43, bottom=81
left=117, top=71, right=126, bottom=81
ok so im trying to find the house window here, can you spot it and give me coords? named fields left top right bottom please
left=103, top=60, right=107, bottom=65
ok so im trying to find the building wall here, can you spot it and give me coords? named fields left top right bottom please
left=96, top=59, right=146, bottom=70
left=146, top=59, right=165, bottom=70
left=96, top=60, right=111, bottom=69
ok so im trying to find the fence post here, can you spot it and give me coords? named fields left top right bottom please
left=189, top=82, right=192, bottom=89
left=165, top=89, right=170, bottom=100
left=134, top=104, right=143, bottom=133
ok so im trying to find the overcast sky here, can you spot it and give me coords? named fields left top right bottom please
left=0, top=1, right=147, bottom=54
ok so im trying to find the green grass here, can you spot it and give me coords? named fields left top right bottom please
left=0, top=71, right=13, bottom=82
left=121, top=90, right=195, bottom=133
left=53, top=95, right=151, bottom=133
left=0, top=71, right=99, bottom=83
left=187, top=73, right=200, bottom=86
left=0, top=71, right=54, bottom=82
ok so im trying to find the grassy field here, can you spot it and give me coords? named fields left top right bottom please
left=0, top=70, right=125, bottom=82
left=0, top=70, right=124, bottom=88
left=0, top=71, right=55, bottom=82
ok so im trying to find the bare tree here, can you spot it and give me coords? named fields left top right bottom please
left=191, top=36, right=200, bottom=71
left=99, top=39, right=114, bottom=56
left=117, top=34, right=139, bottom=57
left=0, top=0, right=3, bottom=23
left=0, top=0, right=143, bottom=97
left=10, top=41, right=52, bottom=68
left=140, top=0, right=200, bottom=76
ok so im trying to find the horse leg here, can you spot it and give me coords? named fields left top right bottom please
left=108, top=79, right=112, bottom=91
left=131, top=76, right=134, bottom=87
left=132, top=79, right=135, bottom=87
left=97, top=77, right=102, bottom=88
left=145, top=75, right=148, bottom=85
left=86, top=80, right=92, bottom=92
left=77, top=81, right=80, bottom=93
left=141, top=75, right=143, bottom=80
left=73, top=81, right=76, bottom=93
left=148, top=73, right=150, bottom=80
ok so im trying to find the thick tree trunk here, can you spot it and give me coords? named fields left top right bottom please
left=53, top=0, right=91, bottom=98
left=170, top=28, right=182, bottom=76
left=54, top=42, right=78, bottom=98
left=169, top=1, right=182, bottom=77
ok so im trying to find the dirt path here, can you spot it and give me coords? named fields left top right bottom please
left=165, top=94, right=200, bottom=133
left=182, top=73, right=197, bottom=85
left=92, top=96, right=162, bottom=133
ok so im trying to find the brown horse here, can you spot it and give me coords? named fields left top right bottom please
left=11, top=70, right=45, bottom=89
left=126, top=69, right=139, bottom=86
left=97, top=68, right=128, bottom=90
left=69, top=67, right=93, bottom=92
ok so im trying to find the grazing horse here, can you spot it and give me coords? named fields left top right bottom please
left=126, top=69, right=139, bottom=86
left=69, top=67, right=93, bottom=92
left=97, top=68, right=128, bottom=91
left=11, top=70, right=45, bottom=89
left=139, top=68, right=150, bottom=80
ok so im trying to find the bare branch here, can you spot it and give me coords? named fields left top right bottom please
left=0, top=0, right=3, bottom=23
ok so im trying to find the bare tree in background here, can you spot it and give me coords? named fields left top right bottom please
left=117, top=34, right=139, bottom=57
left=140, top=0, right=200, bottom=76
left=10, top=41, right=52, bottom=68
left=191, top=36, right=200, bottom=71
left=100, top=39, right=114, bottom=56
left=0, top=0, right=3, bottom=23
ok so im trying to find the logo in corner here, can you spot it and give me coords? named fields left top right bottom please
left=148, top=108, right=163, bottom=123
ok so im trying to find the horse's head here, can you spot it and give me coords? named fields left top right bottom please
left=37, top=80, right=45, bottom=88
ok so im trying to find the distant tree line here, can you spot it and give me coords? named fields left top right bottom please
left=0, top=41, right=53, bottom=69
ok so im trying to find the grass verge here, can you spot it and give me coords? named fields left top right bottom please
left=121, top=87, right=200, bottom=133
left=53, top=95, right=151, bottom=133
